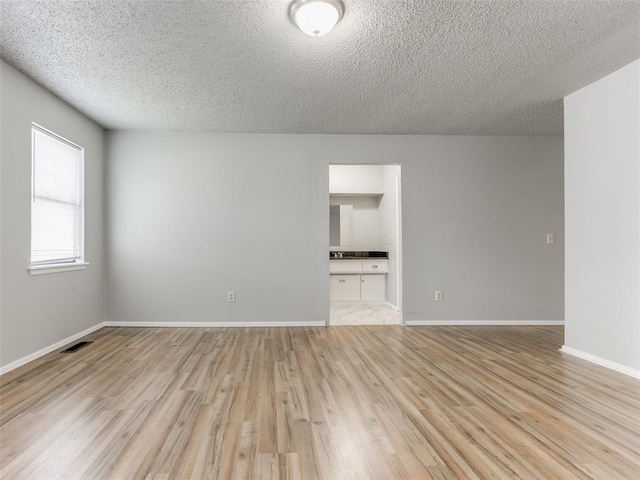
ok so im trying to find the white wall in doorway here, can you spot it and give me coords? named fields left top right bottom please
left=379, top=165, right=401, bottom=308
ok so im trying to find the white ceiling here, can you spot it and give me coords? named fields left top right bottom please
left=1, top=0, right=639, bottom=135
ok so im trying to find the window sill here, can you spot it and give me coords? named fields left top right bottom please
left=28, top=262, right=89, bottom=276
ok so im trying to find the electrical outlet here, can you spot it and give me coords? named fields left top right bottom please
left=227, top=291, right=236, bottom=303
left=435, top=290, right=443, bottom=302
left=546, top=233, right=555, bottom=245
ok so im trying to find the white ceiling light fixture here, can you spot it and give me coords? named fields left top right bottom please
left=289, top=0, right=345, bottom=37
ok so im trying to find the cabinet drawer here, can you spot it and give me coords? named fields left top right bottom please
left=329, top=260, right=362, bottom=273
left=362, top=260, right=388, bottom=273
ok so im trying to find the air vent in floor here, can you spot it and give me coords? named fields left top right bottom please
left=61, top=341, right=92, bottom=353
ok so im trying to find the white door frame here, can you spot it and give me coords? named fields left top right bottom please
left=327, top=163, right=403, bottom=326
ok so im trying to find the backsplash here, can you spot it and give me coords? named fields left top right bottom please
left=329, top=251, right=388, bottom=259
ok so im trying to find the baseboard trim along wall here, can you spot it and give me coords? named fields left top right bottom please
left=103, top=321, right=328, bottom=328
left=560, top=345, right=640, bottom=379
left=0, top=322, right=106, bottom=376
left=406, top=320, right=565, bottom=326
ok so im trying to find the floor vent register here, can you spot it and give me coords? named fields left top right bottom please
left=61, top=341, right=93, bottom=353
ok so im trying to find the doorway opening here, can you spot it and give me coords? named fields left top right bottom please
left=328, top=164, right=403, bottom=326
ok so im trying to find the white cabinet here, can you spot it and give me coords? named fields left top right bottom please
left=360, top=274, right=386, bottom=301
left=330, top=275, right=361, bottom=301
left=329, top=260, right=362, bottom=273
left=329, top=275, right=342, bottom=301
left=330, top=259, right=388, bottom=302
left=330, top=259, right=388, bottom=273
left=362, top=260, right=388, bottom=273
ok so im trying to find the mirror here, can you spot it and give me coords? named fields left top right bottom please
left=329, top=206, right=341, bottom=246
left=329, top=204, right=353, bottom=247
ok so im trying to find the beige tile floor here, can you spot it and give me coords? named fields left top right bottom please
left=330, top=302, right=401, bottom=325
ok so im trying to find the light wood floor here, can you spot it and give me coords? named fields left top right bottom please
left=1, top=325, right=639, bottom=479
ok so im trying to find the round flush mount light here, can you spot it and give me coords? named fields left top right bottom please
left=289, top=0, right=345, bottom=37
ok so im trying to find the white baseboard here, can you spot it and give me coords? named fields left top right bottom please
left=0, top=322, right=106, bottom=376
left=406, top=320, right=565, bottom=326
left=560, top=346, right=640, bottom=379
left=385, top=301, right=400, bottom=311
left=103, top=320, right=327, bottom=328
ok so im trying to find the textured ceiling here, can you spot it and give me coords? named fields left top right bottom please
left=1, top=0, right=639, bottom=135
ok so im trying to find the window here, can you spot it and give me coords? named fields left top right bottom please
left=30, top=124, right=86, bottom=274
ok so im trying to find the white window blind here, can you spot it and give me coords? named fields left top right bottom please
left=31, top=125, right=84, bottom=266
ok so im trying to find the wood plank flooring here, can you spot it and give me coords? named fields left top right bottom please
left=1, top=325, right=639, bottom=479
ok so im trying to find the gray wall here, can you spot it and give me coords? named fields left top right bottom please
left=564, top=59, right=639, bottom=371
left=106, top=133, right=329, bottom=325
left=107, top=132, right=564, bottom=324
left=0, top=60, right=105, bottom=368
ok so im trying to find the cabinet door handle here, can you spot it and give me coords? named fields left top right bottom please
left=371, top=265, right=378, bottom=269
